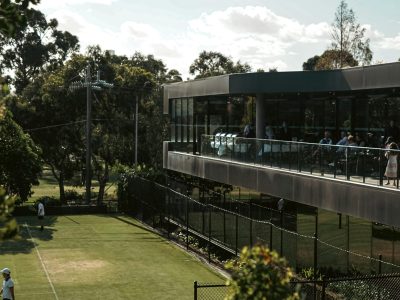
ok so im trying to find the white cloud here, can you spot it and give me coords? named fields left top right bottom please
left=40, top=5, right=399, bottom=79
left=379, top=34, right=400, bottom=50
left=39, top=0, right=117, bottom=9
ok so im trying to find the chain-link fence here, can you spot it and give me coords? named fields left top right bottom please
left=196, top=274, right=400, bottom=300
left=118, top=175, right=400, bottom=276
left=194, top=282, right=229, bottom=300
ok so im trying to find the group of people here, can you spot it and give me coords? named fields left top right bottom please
left=318, top=127, right=399, bottom=186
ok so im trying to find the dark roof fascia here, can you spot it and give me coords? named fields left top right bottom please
left=163, top=62, right=400, bottom=114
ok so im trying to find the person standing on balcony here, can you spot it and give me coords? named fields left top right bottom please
left=384, top=137, right=398, bottom=186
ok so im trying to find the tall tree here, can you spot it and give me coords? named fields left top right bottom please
left=0, top=0, right=39, bottom=36
left=331, top=0, right=372, bottom=67
left=189, top=51, right=251, bottom=79
left=0, top=109, right=42, bottom=202
left=315, top=49, right=358, bottom=70
left=302, top=55, right=321, bottom=71
left=0, top=8, right=79, bottom=93
left=7, top=55, right=88, bottom=202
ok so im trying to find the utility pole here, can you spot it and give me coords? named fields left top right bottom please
left=85, top=65, right=92, bottom=204
left=135, top=94, right=139, bottom=165
left=69, top=67, right=113, bottom=206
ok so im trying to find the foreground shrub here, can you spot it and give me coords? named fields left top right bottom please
left=225, top=245, right=299, bottom=300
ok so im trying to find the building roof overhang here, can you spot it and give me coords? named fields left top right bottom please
left=163, top=62, right=400, bottom=114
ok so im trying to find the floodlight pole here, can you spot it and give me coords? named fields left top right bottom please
left=85, top=65, right=92, bottom=204
left=135, top=94, right=139, bottom=165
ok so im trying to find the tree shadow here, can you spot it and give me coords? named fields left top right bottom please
left=0, top=216, right=58, bottom=254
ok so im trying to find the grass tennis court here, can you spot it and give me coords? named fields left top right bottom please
left=0, top=215, right=225, bottom=299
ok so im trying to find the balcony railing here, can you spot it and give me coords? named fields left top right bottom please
left=199, top=134, right=400, bottom=189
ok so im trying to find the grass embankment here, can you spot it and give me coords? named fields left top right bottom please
left=0, top=215, right=224, bottom=299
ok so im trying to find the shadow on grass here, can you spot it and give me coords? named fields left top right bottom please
left=0, top=216, right=58, bottom=255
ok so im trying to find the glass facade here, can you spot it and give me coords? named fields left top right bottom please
left=169, top=95, right=255, bottom=153
left=169, top=90, right=400, bottom=151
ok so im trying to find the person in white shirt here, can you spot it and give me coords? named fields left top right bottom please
left=1, top=268, right=15, bottom=300
left=37, top=200, right=45, bottom=231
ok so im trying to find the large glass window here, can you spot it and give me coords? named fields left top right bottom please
left=188, top=98, right=194, bottom=142
left=208, top=96, right=227, bottom=135
left=170, top=99, right=176, bottom=142
left=176, top=98, right=182, bottom=142
left=337, top=97, right=352, bottom=132
left=182, top=98, right=188, bottom=142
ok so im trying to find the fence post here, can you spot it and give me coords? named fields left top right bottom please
left=379, top=254, right=382, bottom=274
left=186, top=190, right=190, bottom=250
left=194, top=281, right=198, bottom=300
left=313, top=232, right=318, bottom=300
left=250, top=201, right=253, bottom=247
left=269, top=221, right=273, bottom=250
left=235, top=207, right=239, bottom=256
left=321, top=277, right=326, bottom=300
left=208, top=204, right=212, bottom=263
left=223, top=191, right=226, bottom=244
left=280, top=210, right=283, bottom=257
left=167, top=183, right=170, bottom=239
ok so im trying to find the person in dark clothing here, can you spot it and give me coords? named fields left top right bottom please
left=384, top=120, right=400, bottom=144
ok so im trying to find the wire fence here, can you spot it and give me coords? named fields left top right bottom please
left=118, top=175, right=400, bottom=277
left=196, top=273, right=400, bottom=300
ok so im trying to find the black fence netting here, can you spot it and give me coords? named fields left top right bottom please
left=196, top=274, right=400, bottom=300
left=118, top=175, right=400, bottom=279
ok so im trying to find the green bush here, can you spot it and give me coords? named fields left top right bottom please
left=35, top=196, right=61, bottom=207
left=64, top=189, right=83, bottom=202
left=225, top=245, right=299, bottom=300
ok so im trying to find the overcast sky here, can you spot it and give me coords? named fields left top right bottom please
left=38, top=0, right=400, bottom=79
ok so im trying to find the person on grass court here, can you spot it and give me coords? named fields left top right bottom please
left=1, top=268, right=15, bottom=300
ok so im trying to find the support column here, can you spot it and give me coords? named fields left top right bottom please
left=256, top=93, right=265, bottom=139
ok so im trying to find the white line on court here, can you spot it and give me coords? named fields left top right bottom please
left=24, top=223, right=59, bottom=300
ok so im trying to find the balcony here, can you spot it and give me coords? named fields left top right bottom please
left=163, top=135, right=400, bottom=227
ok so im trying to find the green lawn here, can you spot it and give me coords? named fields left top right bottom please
left=27, top=167, right=117, bottom=204
left=0, top=215, right=225, bottom=299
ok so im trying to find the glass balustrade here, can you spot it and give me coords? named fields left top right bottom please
left=192, top=134, right=400, bottom=189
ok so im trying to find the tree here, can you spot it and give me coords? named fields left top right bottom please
left=165, top=69, right=182, bottom=83
left=0, top=187, right=18, bottom=240
left=0, top=109, right=42, bottom=202
left=7, top=55, right=88, bottom=203
left=0, top=8, right=79, bottom=93
left=302, top=55, right=321, bottom=71
left=0, top=0, right=39, bottom=37
left=315, top=49, right=358, bottom=70
left=189, top=51, right=251, bottom=79
left=330, top=0, right=372, bottom=67
left=225, top=245, right=299, bottom=300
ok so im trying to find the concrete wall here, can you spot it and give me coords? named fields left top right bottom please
left=165, top=150, right=400, bottom=227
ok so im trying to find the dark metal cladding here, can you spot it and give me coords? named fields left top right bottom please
left=163, top=62, right=400, bottom=114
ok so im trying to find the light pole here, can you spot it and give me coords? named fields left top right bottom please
left=85, top=65, right=92, bottom=205
left=69, top=66, right=113, bottom=204
left=135, top=94, right=139, bottom=165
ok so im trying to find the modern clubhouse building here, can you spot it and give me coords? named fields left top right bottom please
left=162, top=62, right=400, bottom=273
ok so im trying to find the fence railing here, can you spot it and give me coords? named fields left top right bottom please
left=118, top=175, right=400, bottom=277
left=198, top=134, right=400, bottom=189
left=195, top=273, right=400, bottom=300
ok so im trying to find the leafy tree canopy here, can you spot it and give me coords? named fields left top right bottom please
left=225, top=245, right=299, bottom=300
left=189, top=50, right=251, bottom=79
left=0, top=0, right=39, bottom=36
left=0, top=108, right=42, bottom=202
left=330, top=0, right=372, bottom=67
left=0, top=187, right=18, bottom=240
left=0, top=7, right=79, bottom=93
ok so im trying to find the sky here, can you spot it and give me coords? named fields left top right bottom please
left=37, top=0, right=400, bottom=79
